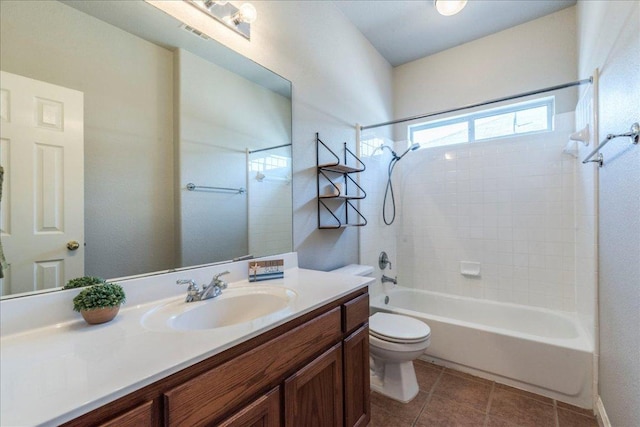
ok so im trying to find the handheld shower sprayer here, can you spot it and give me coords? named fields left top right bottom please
left=382, top=142, right=421, bottom=225
left=398, top=142, right=421, bottom=160
left=380, top=143, right=420, bottom=161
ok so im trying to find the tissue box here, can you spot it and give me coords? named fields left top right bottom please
left=248, top=259, right=284, bottom=282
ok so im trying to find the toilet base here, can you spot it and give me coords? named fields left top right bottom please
left=370, top=359, right=419, bottom=403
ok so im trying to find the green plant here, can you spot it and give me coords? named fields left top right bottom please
left=72, top=283, right=126, bottom=312
left=63, top=276, right=105, bottom=290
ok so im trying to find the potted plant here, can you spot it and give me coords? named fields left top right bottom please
left=73, top=282, right=126, bottom=325
left=63, top=276, right=105, bottom=289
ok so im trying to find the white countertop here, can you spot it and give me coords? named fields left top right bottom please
left=0, top=267, right=371, bottom=426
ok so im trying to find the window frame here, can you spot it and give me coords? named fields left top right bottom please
left=408, top=96, right=555, bottom=148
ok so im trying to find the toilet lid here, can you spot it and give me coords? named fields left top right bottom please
left=369, top=312, right=431, bottom=344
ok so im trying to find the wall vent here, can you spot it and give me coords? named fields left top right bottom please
left=180, top=24, right=210, bottom=40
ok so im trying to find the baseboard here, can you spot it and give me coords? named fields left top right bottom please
left=595, top=396, right=611, bottom=427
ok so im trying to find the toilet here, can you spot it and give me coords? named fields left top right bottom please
left=330, top=264, right=431, bottom=403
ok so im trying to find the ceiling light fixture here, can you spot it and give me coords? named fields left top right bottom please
left=434, top=0, right=468, bottom=16
left=227, top=3, right=257, bottom=26
left=186, top=0, right=257, bottom=39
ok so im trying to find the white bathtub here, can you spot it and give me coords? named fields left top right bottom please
left=370, top=287, right=593, bottom=408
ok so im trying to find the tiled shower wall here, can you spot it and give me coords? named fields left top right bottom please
left=392, top=112, right=579, bottom=311
left=574, top=84, right=598, bottom=345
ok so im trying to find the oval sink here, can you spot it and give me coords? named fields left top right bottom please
left=142, top=286, right=296, bottom=332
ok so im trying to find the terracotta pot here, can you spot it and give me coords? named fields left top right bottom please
left=80, top=306, right=120, bottom=325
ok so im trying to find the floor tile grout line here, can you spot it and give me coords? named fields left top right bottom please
left=483, top=381, right=496, bottom=427
left=554, top=398, right=560, bottom=427
left=411, top=367, right=445, bottom=427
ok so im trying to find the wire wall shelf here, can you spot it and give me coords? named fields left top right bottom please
left=316, top=133, right=367, bottom=229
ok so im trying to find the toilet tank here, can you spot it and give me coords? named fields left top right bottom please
left=330, top=264, right=374, bottom=277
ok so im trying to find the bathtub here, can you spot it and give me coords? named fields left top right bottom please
left=370, top=287, right=593, bottom=408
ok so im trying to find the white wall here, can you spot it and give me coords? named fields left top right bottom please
left=0, top=1, right=175, bottom=279
left=577, top=1, right=640, bottom=425
left=394, top=6, right=578, bottom=133
left=148, top=1, right=393, bottom=271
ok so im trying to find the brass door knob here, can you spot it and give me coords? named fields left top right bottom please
left=67, top=241, right=80, bottom=251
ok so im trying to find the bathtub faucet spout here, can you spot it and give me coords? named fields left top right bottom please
left=381, top=275, right=397, bottom=285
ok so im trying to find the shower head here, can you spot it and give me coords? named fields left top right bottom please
left=397, top=143, right=421, bottom=160
left=380, top=142, right=420, bottom=161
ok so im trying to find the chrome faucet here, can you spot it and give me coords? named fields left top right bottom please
left=176, top=271, right=230, bottom=303
left=381, top=275, right=397, bottom=285
left=208, top=270, right=230, bottom=293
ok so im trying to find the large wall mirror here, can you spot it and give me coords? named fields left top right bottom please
left=0, top=0, right=293, bottom=298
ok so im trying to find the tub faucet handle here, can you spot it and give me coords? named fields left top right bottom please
left=379, top=251, right=392, bottom=270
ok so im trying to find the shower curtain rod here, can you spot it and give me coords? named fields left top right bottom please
left=360, top=77, right=593, bottom=131
left=248, top=143, right=292, bottom=154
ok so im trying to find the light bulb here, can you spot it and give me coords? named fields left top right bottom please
left=215, top=0, right=228, bottom=5
left=238, top=3, right=257, bottom=24
left=434, top=0, right=467, bottom=16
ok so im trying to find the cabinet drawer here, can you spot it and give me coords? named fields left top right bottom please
left=164, top=307, right=342, bottom=426
left=218, top=387, right=280, bottom=427
left=97, top=400, right=154, bottom=427
left=342, top=293, right=369, bottom=333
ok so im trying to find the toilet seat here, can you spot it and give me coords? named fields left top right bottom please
left=369, top=334, right=431, bottom=353
left=370, top=312, right=431, bottom=344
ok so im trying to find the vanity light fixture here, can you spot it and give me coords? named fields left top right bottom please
left=185, top=0, right=257, bottom=40
left=434, top=0, right=467, bottom=16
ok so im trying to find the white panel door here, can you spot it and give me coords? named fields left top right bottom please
left=0, top=71, right=84, bottom=296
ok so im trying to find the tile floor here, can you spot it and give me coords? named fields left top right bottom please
left=370, top=360, right=599, bottom=427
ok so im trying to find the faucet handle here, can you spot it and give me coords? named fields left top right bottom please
left=378, top=251, right=392, bottom=270
left=211, top=271, right=230, bottom=289
left=177, top=279, right=199, bottom=292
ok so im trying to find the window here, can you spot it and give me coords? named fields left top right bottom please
left=249, top=154, right=290, bottom=172
left=409, top=97, right=554, bottom=149
left=359, top=137, right=385, bottom=157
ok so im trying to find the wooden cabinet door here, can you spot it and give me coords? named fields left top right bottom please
left=343, top=325, right=370, bottom=427
left=284, top=343, right=343, bottom=427
left=218, top=387, right=280, bottom=427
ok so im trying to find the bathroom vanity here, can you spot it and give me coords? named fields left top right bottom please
left=0, top=255, right=372, bottom=426
left=66, top=289, right=369, bottom=427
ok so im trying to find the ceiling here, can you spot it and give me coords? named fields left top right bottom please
left=334, top=0, right=577, bottom=66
